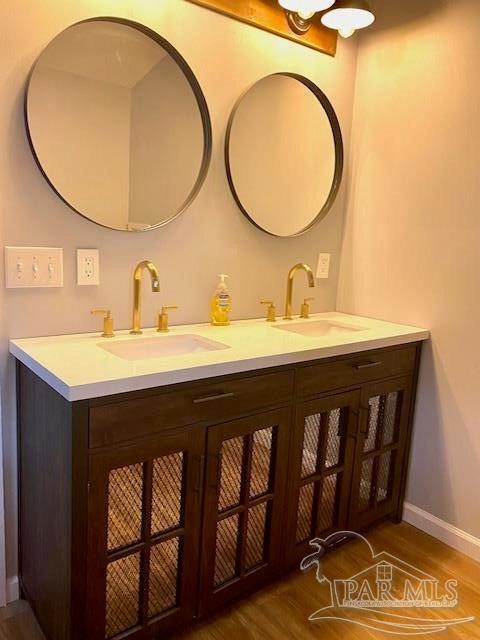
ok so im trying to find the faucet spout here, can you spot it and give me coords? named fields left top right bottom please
left=284, top=263, right=315, bottom=320
left=131, top=260, right=160, bottom=334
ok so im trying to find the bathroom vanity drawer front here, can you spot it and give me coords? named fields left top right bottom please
left=89, top=371, right=294, bottom=448
left=297, top=345, right=417, bottom=397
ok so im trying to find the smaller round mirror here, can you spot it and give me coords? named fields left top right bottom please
left=25, top=18, right=212, bottom=231
left=226, top=73, right=343, bottom=237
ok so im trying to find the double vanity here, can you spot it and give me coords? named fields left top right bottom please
left=12, top=12, right=430, bottom=640
left=11, top=309, right=428, bottom=640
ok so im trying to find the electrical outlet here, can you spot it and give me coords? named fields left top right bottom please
left=77, top=249, right=100, bottom=285
left=5, top=247, right=63, bottom=288
left=316, top=253, right=331, bottom=279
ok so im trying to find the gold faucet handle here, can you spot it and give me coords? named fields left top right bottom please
left=260, top=300, right=277, bottom=322
left=91, top=309, right=114, bottom=338
left=300, top=298, right=314, bottom=319
left=158, top=305, right=178, bottom=333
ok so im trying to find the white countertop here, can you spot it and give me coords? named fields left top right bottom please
left=9, top=312, right=429, bottom=402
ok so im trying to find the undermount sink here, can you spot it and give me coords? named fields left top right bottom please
left=99, top=334, right=230, bottom=361
left=274, top=319, right=367, bottom=338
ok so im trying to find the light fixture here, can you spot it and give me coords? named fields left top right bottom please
left=278, top=0, right=335, bottom=34
left=321, top=0, right=375, bottom=38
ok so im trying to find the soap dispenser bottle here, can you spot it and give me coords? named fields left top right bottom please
left=210, top=274, right=231, bottom=326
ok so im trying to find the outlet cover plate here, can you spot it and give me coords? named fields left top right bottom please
left=316, top=253, right=331, bottom=279
left=77, top=249, right=100, bottom=286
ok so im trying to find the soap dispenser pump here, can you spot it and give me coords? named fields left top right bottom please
left=210, top=274, right=231, bottom=326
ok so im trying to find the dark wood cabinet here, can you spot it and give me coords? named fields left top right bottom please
left=348, top=376, right=413, bottom=529
left=199, top=408, right=290, bottom=615
left=86, top=427, right=204, bottom=639
left=286, top=391, right=359, bottom=568
left=17, top=342, right=422, bottom=640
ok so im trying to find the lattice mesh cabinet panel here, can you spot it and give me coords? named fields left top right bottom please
left=359, top=458, right=374, bottom=512
left=151, top=452, right=184, bottom=536
left=249, top=427, right=274, bottom=499
left=148, top=537, right=180, bottom=618
left=325, top=409, right=344, bottom=469
left=364, top=396, right=383, bottom=452
left=377, top=451, right=393, bottom=503
left=214, top=514, right=240, bottom=586
left=107, top=463, right=143, bottom=552
left=382, top=392, right=400, bottom=446
left=301, top=414, right=321, bottom=478
left=245, top=502, right=268, bottom=570
left=318, top=473, right=341, bottom=532
left=296, top=482, right=314, bottom=543
left=106, top=552, right=140, bottom=638
left=218, top=437, right=244, bottom=512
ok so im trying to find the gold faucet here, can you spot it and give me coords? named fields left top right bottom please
left=157, top=305, right=178, bottom=333
left=284, top=263, right=315, bottom=320
left=130, top=260, right=160, bottom=334
left=91, top=309, right=115, bottom=338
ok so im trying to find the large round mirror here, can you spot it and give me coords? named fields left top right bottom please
left=226, top=73, right=343, bottom=237
left=25, top=18, right=212, bottom=231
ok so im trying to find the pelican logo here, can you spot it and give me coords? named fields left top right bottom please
left=301, top=531, right=474, bottom=635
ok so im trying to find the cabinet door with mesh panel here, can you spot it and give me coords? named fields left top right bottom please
left=286, top=391, right=359, bottom=568
left=86, top=427, right=204, bottom=640
left=348, top=376, right=413, bottom=529
left=199, top=408, right=290, bottom=615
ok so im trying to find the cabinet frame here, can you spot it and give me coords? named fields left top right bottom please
left=16, top=341, right=423, bottom=640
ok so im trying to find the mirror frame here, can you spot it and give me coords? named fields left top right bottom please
left=225, top=72, right=344, bottom=238
left=24, top=16, right=213, bottom=232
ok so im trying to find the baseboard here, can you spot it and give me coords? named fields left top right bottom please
left=6, top=576, right=19, bottom=603
left=403, top=502, right=480, bottom=563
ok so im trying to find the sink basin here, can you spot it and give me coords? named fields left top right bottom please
left=99, top=334, right=230, bottom=361
left=274, top=320, right=367, bottom=338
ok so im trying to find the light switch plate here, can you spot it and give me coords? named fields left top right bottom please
left=316, top=253, right=331, bottom=279
left=5, top=247, right=63, bottom=288
left=77, top=249, right=100, bottom=285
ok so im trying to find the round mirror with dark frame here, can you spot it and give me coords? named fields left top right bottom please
left=225, top=73, right=343, bottom=238
left=25, top=17, right=212, bottom=232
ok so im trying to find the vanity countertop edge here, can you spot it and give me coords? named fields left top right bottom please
left=9, top=312, right=430, bottom=402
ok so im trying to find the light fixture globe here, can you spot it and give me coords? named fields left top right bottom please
left=321, top=0, right=375, bottom=38
left=278, top=0, right=335, bottom=20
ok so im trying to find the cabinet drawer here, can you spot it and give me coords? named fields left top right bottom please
left=89, top=370, right=294, bottom=448
left=297, top=345, right=417, bottom=397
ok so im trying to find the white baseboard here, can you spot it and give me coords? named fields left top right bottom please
left=6, top=576, right=19, bottom=603
left=403, top=502, right=480, bottom=563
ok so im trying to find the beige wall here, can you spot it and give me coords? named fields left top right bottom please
left=0, top=1, right=358, bottom=583
left=338, top=0, right=480, bottom=537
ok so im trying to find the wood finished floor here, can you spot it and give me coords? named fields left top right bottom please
left=2, top=522, right=479, bottom=640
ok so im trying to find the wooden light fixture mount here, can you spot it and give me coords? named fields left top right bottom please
left=186, top=0, right=338, bottom=56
